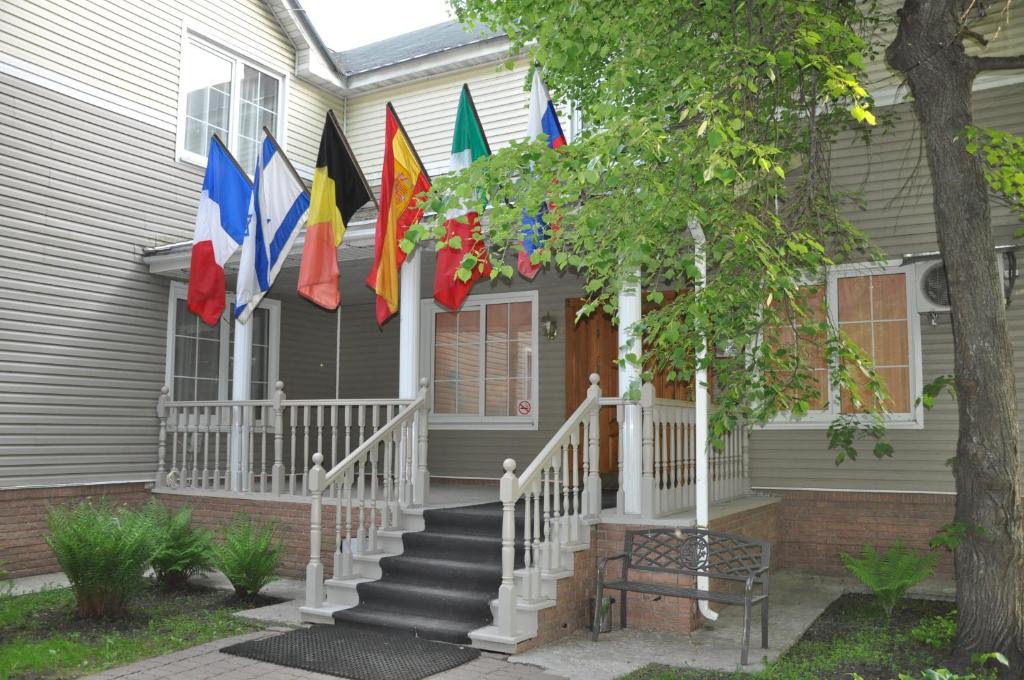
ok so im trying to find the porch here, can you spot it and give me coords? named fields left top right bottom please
left=144, top=229, right=758, bottom=653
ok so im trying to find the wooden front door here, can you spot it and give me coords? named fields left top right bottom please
left=564, top=298, right=619, bottom=474
left=564, top=295, right=695, bottom=475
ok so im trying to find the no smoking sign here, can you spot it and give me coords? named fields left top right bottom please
left=517, top=400, right=532, bottom=416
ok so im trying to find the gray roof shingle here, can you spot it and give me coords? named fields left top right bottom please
left=331, top=20, right=505, bottom=75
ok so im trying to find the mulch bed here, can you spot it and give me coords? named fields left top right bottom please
left=1, top=580, right=282, bottom=645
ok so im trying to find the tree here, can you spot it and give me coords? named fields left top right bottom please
left=409, top=0, right=1024, bottom=667
left=886, top=0, right=1024, bottom=664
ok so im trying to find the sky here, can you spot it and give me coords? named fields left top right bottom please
left=299, top=0, right=455, bottom=51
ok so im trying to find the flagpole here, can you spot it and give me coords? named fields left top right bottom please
left=335, top=308, right=341, bottom=399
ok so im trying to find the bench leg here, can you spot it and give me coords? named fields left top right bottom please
left=741, top=597, right=752, bottom=666
left=620, top=590, right=627, bottom=631
left=761, top=598, right=769, bottom=649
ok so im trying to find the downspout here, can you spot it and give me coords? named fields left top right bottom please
left=688, top=218, right=718, bottom=622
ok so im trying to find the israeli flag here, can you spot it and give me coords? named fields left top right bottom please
left=236, top=131, right=310, bottom=322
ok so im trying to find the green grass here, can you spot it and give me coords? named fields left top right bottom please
left=617, top=595, right=960, bottom=680
left=0, top=584, right=262, bottom=680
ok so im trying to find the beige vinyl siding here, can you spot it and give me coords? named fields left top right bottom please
left=344, top=61, right=532, bottom=184
left=0, top=0, right=344, bottom=487
left=862, top=0, right=1024, bottom=99
left=747, top=81, right=1024, bottom=494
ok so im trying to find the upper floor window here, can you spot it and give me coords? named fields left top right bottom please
left=178, top=37, right=282, bottom=171
left=765, top=262, right=922, bottom=428
left=422, top=291, right=540, bottom=430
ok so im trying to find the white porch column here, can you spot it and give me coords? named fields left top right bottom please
left=618, top=274, right=642, bottom=515
left=688, top=218, right=718, bottom=622
left=398, top=249, right=428, bottom=502
left=398, top=249, right=422, bottom=399
left=229, top=315, right=252, bottom=492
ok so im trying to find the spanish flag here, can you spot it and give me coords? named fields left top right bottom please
left=366, top=103, right=430, bottom=326
left=297, top=111, right=374, bottom=309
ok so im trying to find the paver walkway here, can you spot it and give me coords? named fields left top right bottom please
left=84, top=629, right=566, bottom=680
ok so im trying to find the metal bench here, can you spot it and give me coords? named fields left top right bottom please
left=593, top=527, right=770, bottom=665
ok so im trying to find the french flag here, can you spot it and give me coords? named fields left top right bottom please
left=187, top=137, right=252, bottom=326
left=519, top=70, right=566, bottom=279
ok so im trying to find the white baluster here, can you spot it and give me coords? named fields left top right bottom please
left=259, top=405, right=268, bottom=493
left=201, top=406, right=210, bottom=489
left=272, top=382, right=285, bottom=496
left=531, top=480, right=542, bottom=598
left=190, top=405, right=200, bottom=488
left=212, top=406, right=223, bottom=491
left=156, top=386, right=168, bottom=487
left=640, top=383, right=655, bottom=518
left=414, top=379, right=430, bottom=506
left=586, top=374, right=602, bottom=516
left=342, top=469, right=354, bottom=577
left=523, top=483, right=534, bottom=600
left=550, top=455, right=562, bottom=572
left=289, top=405, right=298, bottom=495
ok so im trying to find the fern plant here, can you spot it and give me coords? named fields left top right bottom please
left=841, top=541, right=937, bottom=619
left=46, top=501, right=155, bottom=617
left=212, top=513, right=282, bottom=600
left=142, top=499, right=214, bottom=587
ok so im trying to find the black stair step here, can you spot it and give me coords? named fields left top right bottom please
left=400, top=530, right=532, bottom=564
left=355, top=579, right=494, bottom=621
left=332, top=607, right=488, bottom=645
left=378, top=554, right=503, bottom=591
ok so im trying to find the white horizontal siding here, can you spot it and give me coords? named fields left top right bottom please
left=0, top=0, right=346, bottom=487
left=345, top=61, right=532, bottom=185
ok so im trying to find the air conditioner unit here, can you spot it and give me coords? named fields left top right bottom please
left=914, top=256, right=1008, bottom=314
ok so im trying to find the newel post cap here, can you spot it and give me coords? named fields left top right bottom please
left=499, top=458, right=518, bottom=503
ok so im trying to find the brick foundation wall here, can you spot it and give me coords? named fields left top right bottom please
left=520, top=498, right=784, bottom=648
left=0, top=483, right=151, bottom=578
left=156, top=492, right=386, bottom=579
left=772, top=490, right=955, bottom=578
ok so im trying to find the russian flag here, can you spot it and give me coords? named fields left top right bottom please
left=236, top=130, right=310, bottom=322
left=187, top=136, right=252, bottom=326
left=519, top=70, right=566, bottom=279
left=527, top=70, right=566, bottom=149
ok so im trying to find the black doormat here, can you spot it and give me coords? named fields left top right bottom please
left=221, top=623, right=481, bottom=680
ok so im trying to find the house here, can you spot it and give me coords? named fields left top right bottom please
left=2, top=0, right=1022, bottom=655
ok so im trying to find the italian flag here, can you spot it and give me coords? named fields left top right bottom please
left=434, top=84, right=492, bottom=311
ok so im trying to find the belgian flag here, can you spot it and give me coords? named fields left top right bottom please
left=297, top=111, right=375, bottom=309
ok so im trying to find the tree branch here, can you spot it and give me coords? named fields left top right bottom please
left=970, top=55, right=1024, bottom=72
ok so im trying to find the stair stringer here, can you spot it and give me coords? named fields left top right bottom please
left=469, top=517, right=599, bottom=654
left=298, top=507, right=424, bottom=624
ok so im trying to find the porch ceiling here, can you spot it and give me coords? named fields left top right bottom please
left=143, top=222, right=378, bottom=279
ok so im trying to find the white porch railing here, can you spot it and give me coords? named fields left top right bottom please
left=495, top=374, right=749, bottom=638
left=155, top=382, right=414, bottom=496
left=303, top=381, right=430, bottom=608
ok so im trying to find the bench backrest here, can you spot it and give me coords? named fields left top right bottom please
left=622, top=527, right=770, bottom=581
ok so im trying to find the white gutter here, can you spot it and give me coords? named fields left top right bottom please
left=687, top=217, right=718, bottom=623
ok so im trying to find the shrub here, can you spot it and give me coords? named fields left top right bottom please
left=142, top=499, right=214, bottom=587
left=840, top=541, right=937, bottom=618
left=911, top=609, right=957, bottom=650
left=212, top=514, right=282, bottom=600
left=45, top=501, right=154, bottom=618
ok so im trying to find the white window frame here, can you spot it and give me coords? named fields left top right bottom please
left=164, top=281, right=280, bottom=401
left=762, top=260, right=924, bottom=430
left=174, top=29, right=289, bottom=170
left=420, top=290, right=541, bottom=431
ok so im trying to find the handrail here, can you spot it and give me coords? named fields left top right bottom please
left=163, top=398, right=273, bottom=408
left=517, top=388, right=600, bottom=490
left=323, top=388, right=427, bottom=488
left=304, top=381, right=431, bottom=609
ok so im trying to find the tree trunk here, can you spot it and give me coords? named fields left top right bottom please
left=887, top=0, right=1024, bottom=668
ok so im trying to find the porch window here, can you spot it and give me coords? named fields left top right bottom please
left=423, top=291, right=539, bottom=429
left=177, top=36, right=283, bottom=170
left=165, top=282, right=280, bottom=401
left=766, top=262, right=922, bottom=428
